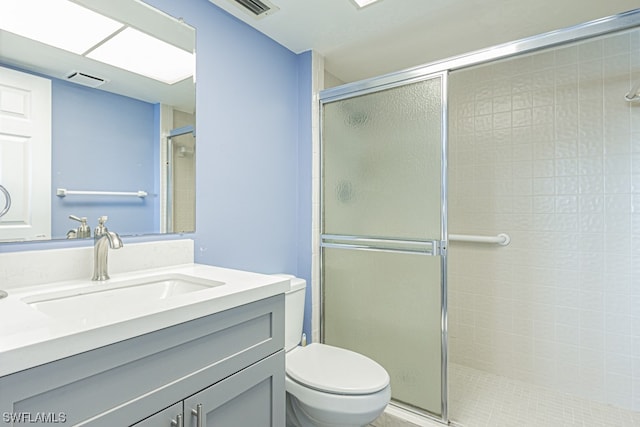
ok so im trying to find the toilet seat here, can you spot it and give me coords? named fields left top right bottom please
left=286, top=343, right=389, bottom=395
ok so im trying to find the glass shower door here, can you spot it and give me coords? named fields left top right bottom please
left=321, top=73, right=447, bottom=419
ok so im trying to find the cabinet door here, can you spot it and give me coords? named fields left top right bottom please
left=131, top=402, right=183, bottom=427
left=184, top=351, right=284, bottom=427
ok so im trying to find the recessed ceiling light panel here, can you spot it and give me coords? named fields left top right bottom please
left=0, top=0, right=124, bottom=54
left=0, top=0, right=193, bottom=86
left=86, top=27, right=194, bottom=84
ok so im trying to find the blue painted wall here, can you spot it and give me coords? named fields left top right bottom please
left=296, top=51, right=313, bottom=339
left=1, top=0, right=314, bottom=340
left=146, top=0, right=313, bottom=339
left=51, top=79, right=157, bottom=238
left=146, top=0, right=309, bottom=265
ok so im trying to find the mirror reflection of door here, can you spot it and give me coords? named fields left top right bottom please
left=0, top=66, right=51, bottom=241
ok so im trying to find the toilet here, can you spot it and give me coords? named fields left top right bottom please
left=278, top=274, right=391, bottom=427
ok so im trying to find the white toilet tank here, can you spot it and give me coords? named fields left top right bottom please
left=275, top=274, right=306, bottom=352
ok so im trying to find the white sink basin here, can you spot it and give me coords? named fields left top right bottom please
left=23, top=274, right=224, bottom=322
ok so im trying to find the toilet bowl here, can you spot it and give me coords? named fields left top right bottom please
left=277, top=274, right=391, bottom=427
left=286, top=343, right=391, bottom=427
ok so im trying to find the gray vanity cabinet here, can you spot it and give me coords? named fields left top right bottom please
left=0, top=295, right=285, bottom=427
left=133, top=351, right=284, bottom=427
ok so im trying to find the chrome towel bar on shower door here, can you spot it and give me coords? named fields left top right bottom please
left=56, top=188, right=148, bottom=198
left=321, top=234, right=441, bottom=256
left=449, top=233, right=510, bottom=246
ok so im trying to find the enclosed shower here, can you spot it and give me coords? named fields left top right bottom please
left=319, top=9, right=640, bottom=426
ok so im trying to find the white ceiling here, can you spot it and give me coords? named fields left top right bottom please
left=207, top=0, right=640, bottom=85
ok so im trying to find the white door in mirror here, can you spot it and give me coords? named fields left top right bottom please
left=0, top=66, right=51, bottom=241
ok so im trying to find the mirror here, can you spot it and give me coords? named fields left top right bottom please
left=0, top=0, right=196, bottom=242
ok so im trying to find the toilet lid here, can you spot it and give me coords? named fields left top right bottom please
left=286, top=343, right=390, bottom=395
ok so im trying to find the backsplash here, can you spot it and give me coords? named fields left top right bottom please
left=448, top=28, right=640, bottom=410
left=0, top=239, right=194, bottom=290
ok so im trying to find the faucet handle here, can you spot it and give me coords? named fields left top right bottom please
left=69, top=214, right=86, bottom=223
left=95, top=216, right=109, bottom=237
left=69, top=215, right=91, bottom=238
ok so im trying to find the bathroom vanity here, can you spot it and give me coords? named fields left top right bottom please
left=0, top=240, right=288, bottom=426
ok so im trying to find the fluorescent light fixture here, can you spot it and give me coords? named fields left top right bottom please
left=86, top=27, right=194, bottom=84
left=0, top=0, right=193, bottom=85
left=0, top=0, right=124, bottom=54
left=351, top=0, right=382, bottom=8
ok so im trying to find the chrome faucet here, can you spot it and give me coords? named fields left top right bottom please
left=92, top=216, right=123, bottom=281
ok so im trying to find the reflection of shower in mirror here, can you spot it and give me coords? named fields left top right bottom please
left=163, top=109, right=196, bottom=234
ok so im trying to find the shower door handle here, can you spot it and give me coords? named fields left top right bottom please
left=321, top=234, right=442, bottom=256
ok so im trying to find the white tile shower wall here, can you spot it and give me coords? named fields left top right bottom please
left=448, top=28, right=640, bottom=411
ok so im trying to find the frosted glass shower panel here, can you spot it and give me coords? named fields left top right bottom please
left=323, top=248, right=443, bottom=414
left=321, top=72, right=446, bottom=418
left=322, top=78, right=442, bottom=239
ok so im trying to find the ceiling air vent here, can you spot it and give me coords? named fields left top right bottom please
left=66, top=71, right=108, bottom=88
left=229, top=0, right=279, bottom=19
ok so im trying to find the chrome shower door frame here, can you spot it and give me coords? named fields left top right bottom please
left=321, top=9, right=640, bottom=102
left=319, top=70, right=450, bottom=422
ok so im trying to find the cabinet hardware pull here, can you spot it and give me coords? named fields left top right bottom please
left=171, top=414, right=183, bottom=427
left=191, top=404, right=203, bottom=427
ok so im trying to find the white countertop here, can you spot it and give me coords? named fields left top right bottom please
left=0, top=263, right=290, bottom=378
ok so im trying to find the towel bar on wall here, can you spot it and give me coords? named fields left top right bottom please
left=449, top=233, right=510, bottom=246
left=56, top=188, right=148, bottom=198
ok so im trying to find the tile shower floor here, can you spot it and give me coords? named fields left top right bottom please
left=372, top=364, right=640, bottom=427
left=448, top=364, right=640, bottom=427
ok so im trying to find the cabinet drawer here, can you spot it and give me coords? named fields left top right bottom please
left=0, top=295, right=284, bottom=426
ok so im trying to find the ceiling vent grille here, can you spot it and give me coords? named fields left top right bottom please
left=229, top=0, right=279, bottom=19
left=66, top=71, right=108, bottom=88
